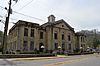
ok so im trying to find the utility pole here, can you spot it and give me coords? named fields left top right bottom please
left=93, top=29, right=97, bottom=49
left=2, top=0, right=12, bottom=54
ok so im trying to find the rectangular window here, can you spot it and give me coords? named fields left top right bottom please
left=54, top=33, right=57, bottom=39
left=62, top=43, right=65, bottom=50
left=55, top=43, right=58, bottom=50
left=68, top=35, right=71, bottom=41
left=23, top=41, right=28, bottom=51
left=31, top=29, right=34, bottom=37
left=30, top=41, right=34, bottom=51
left=14, top=41, right=16, bottom=50
left=83, top=37, right=85, bottom=42
left=81, top=37, right=82, bottom=42
left=24, top=28, right=28, bottom=36
left=62, top=34, right=64, bottom=40
left=40, top=32, right=43, bottom=39
left=69, top=44, right=71, bottom=50
left=81, top=37, right=84, bottom=42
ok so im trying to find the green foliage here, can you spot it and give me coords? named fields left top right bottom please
left=0, top=31, right=3, bottom=42
left=0, top=52, right=2, bottom=55
left=0, top=48, right=2, bottom=52
left=78, top=30, right=100, bottom=48
left=74, top=48, right=81, bottom=53
left=93, top=39, right=100, bottom=48
left=0, top=31, right=3, bottom=50
left=0, top=31, right=3, bottom=37
left=0, top=54, right=55, bottom=58
left=20, top=51, right=35, bottom=54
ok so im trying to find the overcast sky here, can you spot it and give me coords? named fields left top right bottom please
left=0, top=0, right=100, bottom=32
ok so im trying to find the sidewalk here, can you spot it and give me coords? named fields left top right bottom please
left=11, top=55, right=70, bottom=61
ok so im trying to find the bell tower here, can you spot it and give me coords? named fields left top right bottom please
left=48, top=15, right=55, bottom=22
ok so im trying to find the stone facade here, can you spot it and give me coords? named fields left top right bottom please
left=7, top=15, right=86, bottom=54
left=75, top=32, right=87, bottom=51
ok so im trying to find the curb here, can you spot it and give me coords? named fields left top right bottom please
left=12, top=56, right=69, bottom=61
left=10, top=54, right=93, bottom=61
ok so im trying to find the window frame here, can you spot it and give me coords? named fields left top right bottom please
left=31, top=29, right=34, bottom=37
left=54, top=32, right=57, bottom=39
left=24, top=28, right=28, bottom=36
left=30, top=41, right=34, bottom=51
left=40, top=32, right=43, bottom=39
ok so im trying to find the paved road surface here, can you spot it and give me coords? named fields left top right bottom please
left=0, top=54, right=100, bottom=66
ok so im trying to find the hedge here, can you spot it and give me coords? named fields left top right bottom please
left=0, top=53, right=55, bottom=58
left=67, top=52, right=94, bottom=56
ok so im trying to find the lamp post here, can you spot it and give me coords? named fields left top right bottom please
left=80, top=47, right=83, bottom=53
left=41, top=45, right=45, bottom=53
left=58, top=46, right=61, bottom=54
left=87, top=46, right=89, bottom=49
left=58, top=46, right=61, bottom=49
left=80, top=47, right=82, bottom=49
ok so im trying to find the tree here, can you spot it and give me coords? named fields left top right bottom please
left=78, top=30, right=100, bottom=48
left=0, top=31, right=3, bottom=51
left=93, top=39, right=100, bottom=48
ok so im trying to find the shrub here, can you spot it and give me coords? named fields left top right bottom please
left=0, top=53, right=55, bottom=58
left=74, top=48, right=81, bottom=53
left=20, top=51, right=35, bottom=54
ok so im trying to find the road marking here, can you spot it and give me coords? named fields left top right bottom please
left=44, top=58, right=89, bottom=66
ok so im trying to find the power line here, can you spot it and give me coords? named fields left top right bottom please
left=0, top=5, right=46, bottom=22
left=0, top=6, right=5, bottom=10
left=12, top=3, right=17, bottom=7
left=13, top=11, right=45, bottom=22
left=0, top=15, right=3, bottom=18
left=10, top=17, right=17, bottom=20
left=17, top=0, right=34, bottom=11
left=12, top=0, right=20, bottom=7
left=0, top=14, right=18, bottom=21
left=0, top=17, right=17, bottom=25
left=0, top=20, right=5, bottom=24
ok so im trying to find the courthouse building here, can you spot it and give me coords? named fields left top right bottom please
left=7, top=15, right=86, bottom=54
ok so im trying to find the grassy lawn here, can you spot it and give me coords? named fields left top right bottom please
left=57, top=54, right=68, bottom=57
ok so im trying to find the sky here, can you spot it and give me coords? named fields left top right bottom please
left=0, top=0, right=100, bottom=32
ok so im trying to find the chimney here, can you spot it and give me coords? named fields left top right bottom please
left=48, top=15, right=55, bottom=22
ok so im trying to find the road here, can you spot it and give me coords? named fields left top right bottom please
left=0, top=54, right=100, bottom=66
